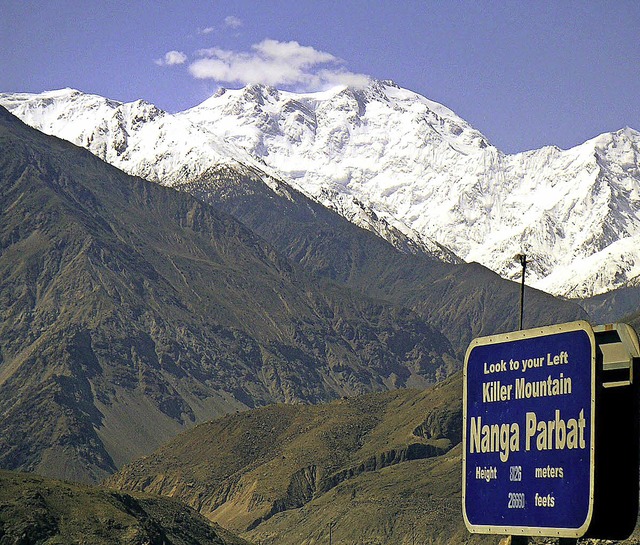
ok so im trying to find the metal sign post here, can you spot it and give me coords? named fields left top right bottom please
left=516, top=254, right=526, bottom=331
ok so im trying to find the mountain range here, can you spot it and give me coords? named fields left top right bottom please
left=1, top=78, right=638, bottom=543
left=2, top=81, right=639, bottom=301
left=0, top=93, right=585, bottom=485
left=0, top=105, right=458, bottom=482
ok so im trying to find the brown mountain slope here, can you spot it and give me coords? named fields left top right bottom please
left=0, top=469, right=249, bottom=545
left=180, top=165, right=588, bottom=356
left=0, top=106, right=457, bottom=482
left=245, top=444, right=488, bottom=545
left=106, top=374, right=464, bottom=537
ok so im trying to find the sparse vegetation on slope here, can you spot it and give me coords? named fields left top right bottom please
left=0, top=469, right=247, bottom=545
left=244, top=445, right=490, bottom=545
left=106, top=374, right=464, bottom=537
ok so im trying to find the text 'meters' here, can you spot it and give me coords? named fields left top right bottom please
left=462, top=321, right=595, bottom=537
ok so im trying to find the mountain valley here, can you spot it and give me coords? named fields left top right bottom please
left=1, top=74, right=639, bottom=545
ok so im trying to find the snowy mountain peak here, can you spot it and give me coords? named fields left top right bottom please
left=179, top=82, right=639, bottom=298
left=589, top=128, right=640, bottom=174
left=2, top=85, right=639, bottom=298
left=183, top=79, right=491, bottom=165
left=0, top=89, right=265, bottom=185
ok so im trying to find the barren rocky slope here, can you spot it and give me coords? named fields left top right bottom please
left=106, top=376, right=466, bottom=541
left=0, top=106, right=457, bottom=482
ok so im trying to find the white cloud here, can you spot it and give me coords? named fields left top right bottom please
left=188, top=39, right=370, bottom=90
left=199, top=26, right=215, bottom=35
left=224, top=16, right=243, bottom=29
left=155, top=50, right=188, bottom=66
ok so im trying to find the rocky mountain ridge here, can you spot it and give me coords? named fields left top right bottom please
left=176, top=155, right=587, bottom=355
left=0, top=105, right=458, bottom=482
left=105, top=377, right=468, bottom=543
left=105, top=370, right=640, bottom=545
left=0, top=469, right=245, bottom=545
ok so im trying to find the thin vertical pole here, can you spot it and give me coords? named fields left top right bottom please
left=518, top=254, right=527, bottom=330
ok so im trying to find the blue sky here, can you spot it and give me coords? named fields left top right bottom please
left=2, top=1, right=639, bottom=153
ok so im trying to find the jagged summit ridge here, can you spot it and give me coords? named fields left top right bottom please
left=179, top=81, right=640, bottom=298
left=2, top=82, right=639, bottom=297
left=0, top=85, right=458, bottom=263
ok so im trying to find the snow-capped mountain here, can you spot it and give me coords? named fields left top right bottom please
left=2, top=82, right=639, bottom=298
left=0, top=88, right=270, bottom=186
left=0, top=87, right=455, bottom=263
left=177, top=81, right=640, bottom=299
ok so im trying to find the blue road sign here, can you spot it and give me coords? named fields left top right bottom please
left=462, top=321, right=595, bottom=537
